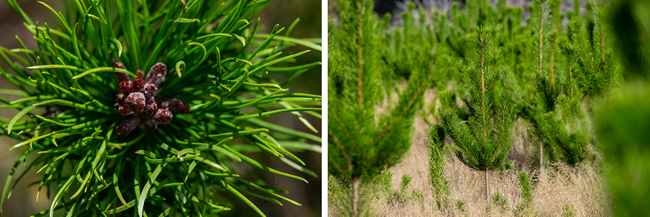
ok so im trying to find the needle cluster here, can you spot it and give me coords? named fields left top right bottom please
left=0, top=0, right=322, bottom=216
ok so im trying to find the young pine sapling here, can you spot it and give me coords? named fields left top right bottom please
left=328, top=0, right=431, bottom=216
left=437, top=27, right=513, bottom=202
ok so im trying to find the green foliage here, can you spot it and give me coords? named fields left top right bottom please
left=385, top=174, right=420, bottom=204
left=439, top=27, right=512, bottom=173
left=527, top=95, right=590, bottom=165
left=399, top=174, right=412, bottom=193
left=501, top=160, right=515, bottom=171
left=431, top=26, right=513, bottom=204
left=327, top=175, right=377, bottom=217
left=328, top=0, right=429, bottom=185
left=502, top=0, right=618, bottom=167
left=491, top=192, right=509, bottom=213
left=329, top=0, right=632, bottom=214
left=565, top=2, right=619, bottom=96
left=519, top=171, right=533, bottom=205
left=404, top=0, right=619, bottom=174
left=381, top=2, right=447, bottom=89
left=595, top=85, right=650, bottom=216
left=0, top=0, right=321, bottom=216
left=329, top=1, right=432, bottom=215
left=609, top=0, right=650, bottom=80
left=428, top=125, right=450, bottom=207
left=516, top=171, right=533, bottom=213
left=562, top=203, right=577, bottom=217
left=456, top=200, right=467, bottom=213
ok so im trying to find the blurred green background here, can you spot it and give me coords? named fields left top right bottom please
left=0, top=0, right=322, bottom=216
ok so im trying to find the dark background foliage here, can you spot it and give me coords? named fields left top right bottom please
left=0, top=0, right=322, bottom=216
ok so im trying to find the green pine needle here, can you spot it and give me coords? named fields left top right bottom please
left=0, top=0, right=321, bottom=216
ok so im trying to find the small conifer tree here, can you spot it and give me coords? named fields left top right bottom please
left=530, top=0, right=554, bottom=173
left=515, top=171, right=533, bottom=214
left=436, top=27, right=513, bottom=202
left=329, top=0, right=431, bottom=216
left=428, top=125, right=450, bottom=208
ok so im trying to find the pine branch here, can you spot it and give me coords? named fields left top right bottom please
left=328, top=130, right=352, bottom=173
left=576, top=29, right=598, bottom=76
left=329, top=104, right=359, bottom=152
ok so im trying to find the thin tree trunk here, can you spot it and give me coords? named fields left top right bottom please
left=351, top=177, right=361, bottom=217
left=485, top=170, right=489, bottom=202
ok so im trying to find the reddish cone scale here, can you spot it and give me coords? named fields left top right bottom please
left=143, top=84, right=157, bottom=98
left=116, top=116, right=140, bottom=137
left=153, top=109, right=173, bottom=125
left=113, top=62, right=189, bottom=136
left=146, top=63, right=167, bottom=87
left=145, top=99, right=158, bottom=114
left=119, top=80, right=132, bottom=93
left=136, top=69, right=144, bottom=79
left=160, top=98, right=190, bottom=113
left=113, top=61, right=130, bottom=82
left=124, top=92, right=146, bottom=114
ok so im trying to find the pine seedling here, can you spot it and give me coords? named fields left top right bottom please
left=384, top=174, right=415, bottom=204
left=533, top=0, right=621, bottom=166
left=516, top=171, right=533, bottom=213
left=491, top=192, right=509, bottom=213
left=0, top=0, right=321, bottom=216
left=422, top=1, right=523, bottom=126
left=400, top=174, right=413, bottom=193
left=378, top=173, right=417, bottom=205
left=451, top=1, right=472, bottom=32
left=328, top=0, right=431, bottom=216
left=428, top=125, right=450, bottom=208
left=437, top=27, right=513, bottom=202
left=563, top=204, right=577, bottom=217
left=443, top=0, right=512, bottom=60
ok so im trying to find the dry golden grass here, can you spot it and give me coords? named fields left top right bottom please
left=329, top=88, right=610, bottom=217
